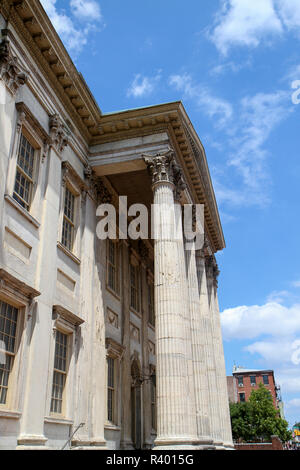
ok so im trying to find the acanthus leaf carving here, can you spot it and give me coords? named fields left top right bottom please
left=0, top=29, right=29, bottom=95
left=142, top=148, right=176, bottom=187
left=49, top=113, right=69, bottom=153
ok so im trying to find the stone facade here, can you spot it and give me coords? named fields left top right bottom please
left=0, top=1, right=233, bottom=450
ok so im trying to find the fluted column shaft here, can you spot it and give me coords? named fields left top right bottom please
left=196, top=251, right=223, bottom=447
left=175, top=203, right=198, bottom=444
left=186, top=243, right=214, bottom=447
left=210, top=275, right=234, bottom=449
left=207, top=259, right=234, bottom=449
left=143, top=150, right=197, bottom=449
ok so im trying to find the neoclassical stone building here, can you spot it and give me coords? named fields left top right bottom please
left=0, top=0, right=233, bottom=450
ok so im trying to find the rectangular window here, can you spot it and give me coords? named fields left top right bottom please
left=50, top=330, right=68, bottom=414
left=151, top=375, right=156, bottom=430
left=107, top=357, right=115, bottom=422
left=250, top=375, right=256, bottom=386
left=107, top=240, right=118, bottom=294
left=0, top=301, right=18, bottom=405
left=237, top=376, right=244, bottom=387
left=61, top=187, right=75, bottom=251
left=148, top=283, right=155, bottom=327
left=13, top=134, right=35, bottom=211
left=130, top=264, right=139, bottom=312
left=239, top=393, right=246, bottom=402
left=263, top=375, right=269, bottom=385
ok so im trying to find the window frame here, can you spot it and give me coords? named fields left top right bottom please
left=129, top=258, right=140, bottom=314
left=0, top=299, right=23, bottom=409
left=107, top=356, right=115, bottom=424
left=147, top=277, right=155, bottom=327
left=5, top=102, right=49, bottom=223
left=239, top=392, right=246, bottom=403
left=106, top=239, right=120, bottom=297
left=250, top=375, right=256, bottom=386
left=50, top=329, right=70, bottom=416
left=0, top=269, right=39, bottom=413
left=105, top=338, right=124, bottom=429
left=47, top=305, right=84, bottom=420
left=237, top=375, right=244, bottom=387
left=150, top=370, right=156, bottom=432
left=61, top=186, right=76, bottom=253
left=262, top=374, right=269, bottom=385
left=58, top=161, right=83, bottom=260
left=13, top=132, right=37, bottom=212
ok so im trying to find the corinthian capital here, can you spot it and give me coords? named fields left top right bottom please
left=172, top=160, right=186, bottom=202
left=49, top=114, right=69, bottom=153
left=142, top=149, right=175, bottom=187
left=205, top=255, right=220, bottom=287
left=0, top=29, right=29, bottom=95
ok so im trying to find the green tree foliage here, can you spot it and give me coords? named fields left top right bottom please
left=230, top=401, right=255, bottom=442
left=230, top=383, right=292, bottom=443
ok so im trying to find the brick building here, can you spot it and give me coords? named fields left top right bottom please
left=227, top=367, right=284, bottom=417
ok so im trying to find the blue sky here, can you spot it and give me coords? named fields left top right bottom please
left=41, top=0, right=300, bottom=427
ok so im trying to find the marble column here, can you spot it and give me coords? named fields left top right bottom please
left=196, top=249, right=223, bottom=449
left=173, top=185, right=198, bottom=447
left=120, top=241, right=134, bottom=449
left=206, top=257, right=234, bottom=450
left=186, top=240, right=214, bottom=448
left=143, top=150, right=197, bottom=449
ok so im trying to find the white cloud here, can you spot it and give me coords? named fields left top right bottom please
left=267, top=290, right=290, bottom=304
left=222, top=296, right=300, bottom=422
left=209, top=59, right=252, bottom=76
left=209, top=0, right=300, bottom=55
left=127, top=72, right=161, bottom=98
left=286, top=398, right=300, bottom=409
left=245, top=338, right=299, bottom=364
left=41, top=0, right=103, bottom=54
left=228, top=91, right=291, bottom=191
left=70, top=0, right=102, bottom=20
left=276, top=0, right=300, bottom=32
left=210, top=0, right=283, bottom=55
left=276, top=368, right=300, bottom=394
left=169, top=72, right=292, bottom=208
left=221, top=301, right=300, bottom=340
left=169, top=73, right=233, bottom=128
left=292, top=280, right=300, bottom=288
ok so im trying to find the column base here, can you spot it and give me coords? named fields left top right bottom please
left=223, top=442, right=235, bottom=450
left=212, top=440, right=225, bottom=450
left=16, top=435, right=48, bottom=450
left=153, top=437, right=200, bottom=450
left=71, top=438, right=107, bottom=450
left=120, top=439, right=135, bottom=450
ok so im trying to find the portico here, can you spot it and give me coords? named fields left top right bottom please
left=87, top=103, right=233, bottom=449
left=0, top=0, right=233, bottom=450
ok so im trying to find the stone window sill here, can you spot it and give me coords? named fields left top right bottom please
left=4, top=194, right=40, bottom=228
left=106, top=285, right=121, bottom=301
left=130, top=307, right=142, bottom=319
left=104, top=423, right=121, bottom=432
left=44, top=416, right=74, bottom=425
left=0, top=409, right=22, bottom=419
left=57, top=241, right=81, bottom=265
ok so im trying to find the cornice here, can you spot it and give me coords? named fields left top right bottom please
left=1, top=0, right=100, bottom=140
left=0, top=267, right=41, bottom=301
left=0, top=2, right=225, bottom=253
left=89, top=103, right=225, bottom=253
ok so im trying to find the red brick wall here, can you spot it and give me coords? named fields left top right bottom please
left=235, top=436, right=283, bottom=451
left=234, top=371, right=277, bottom=406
